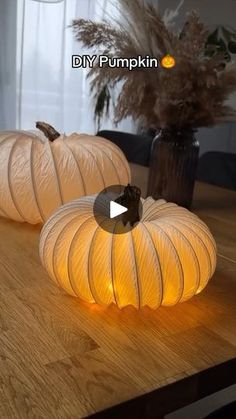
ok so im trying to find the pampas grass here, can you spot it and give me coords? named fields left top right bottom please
left=72, top=0, right=236, bottom=130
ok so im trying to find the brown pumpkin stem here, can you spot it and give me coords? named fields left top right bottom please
left=36, top=121, right=60, bottom=142
left=115, top=184, right=141, bottom=227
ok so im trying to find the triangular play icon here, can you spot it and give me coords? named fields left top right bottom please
left=110, top=201, right=128, bottom=219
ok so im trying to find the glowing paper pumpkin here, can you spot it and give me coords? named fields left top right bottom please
left=161, top=54, right=176, bottom=69
left=39, top=192, right=217, bottom=309
left=0, top=122, right=130, bottom=224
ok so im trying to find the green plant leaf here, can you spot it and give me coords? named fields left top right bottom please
left=221, top=26, right=233, bottom=42
left=206, top=28, right=219, bottom=45
left=94, top=84, right=111, bottom=130
left=228, top=40, right=236, bottom=53
left=216, top=38, right=227, bottom=51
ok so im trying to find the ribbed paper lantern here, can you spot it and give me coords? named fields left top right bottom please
left=0, top=122, right=130, bottom=224
left=39, top=191, right=217, bottom=309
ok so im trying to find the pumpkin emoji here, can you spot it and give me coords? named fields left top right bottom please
left=0, top=122, right=130, bottom=224
left=161, top=54, right=176, bottom=69
left=39, top=187, right=217, bottom=309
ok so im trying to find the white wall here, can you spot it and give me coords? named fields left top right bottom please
left=158, top=0, right=236, bottom=27
left=197, top=124, right=236, bottom=156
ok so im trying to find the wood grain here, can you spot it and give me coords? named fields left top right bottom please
left=0, top=165, right=235, bottom=418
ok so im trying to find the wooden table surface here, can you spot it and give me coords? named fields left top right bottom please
left=0, top=173, right=236, bottom=418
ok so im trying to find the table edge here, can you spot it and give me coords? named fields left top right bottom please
left=88, top=357, right=236, bottom=419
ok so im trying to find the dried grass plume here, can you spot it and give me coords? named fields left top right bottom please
left=72, top=0, right=236, bottom=130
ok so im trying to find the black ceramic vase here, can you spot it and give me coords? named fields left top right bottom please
left=147, top=128, right=199, bottom=209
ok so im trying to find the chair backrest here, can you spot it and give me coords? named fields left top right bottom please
left=97, top=130, right=154, bottom=167
left=197, top=151, right=236, bottom=190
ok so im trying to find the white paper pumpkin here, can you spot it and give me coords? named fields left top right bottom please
left=39, top=190, right=217, bottom=309
left=0, top=122, right=130, bottom=224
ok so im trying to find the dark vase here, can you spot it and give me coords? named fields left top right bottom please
left=147, top=128, right=199, bottom=209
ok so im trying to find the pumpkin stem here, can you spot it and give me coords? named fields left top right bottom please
left=115, top=184, right=141, bottom=227
left=36, top=122, right=60, bottom=142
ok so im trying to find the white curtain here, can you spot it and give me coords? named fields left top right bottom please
left=14, top=0, right=133, bottom=134
left=0, top=0, right=17, bottom=129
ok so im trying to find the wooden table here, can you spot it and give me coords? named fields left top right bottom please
left=0, top=177, right=235, bottom=419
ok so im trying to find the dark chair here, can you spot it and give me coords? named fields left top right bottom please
left=97, top=130, right=153, bottom=167
left=203, top=401, right=236, bottom=418
left=96, top=133, right=236, bottom=191
left=197, top=151, right=236, bottom=191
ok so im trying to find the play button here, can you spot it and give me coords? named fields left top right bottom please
left=110, top=201, right=128, bottom=219
left=93, top=184, right=143, bottom=234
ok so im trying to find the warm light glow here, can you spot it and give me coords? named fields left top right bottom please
left=39, top=196, right=217, bottom=309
